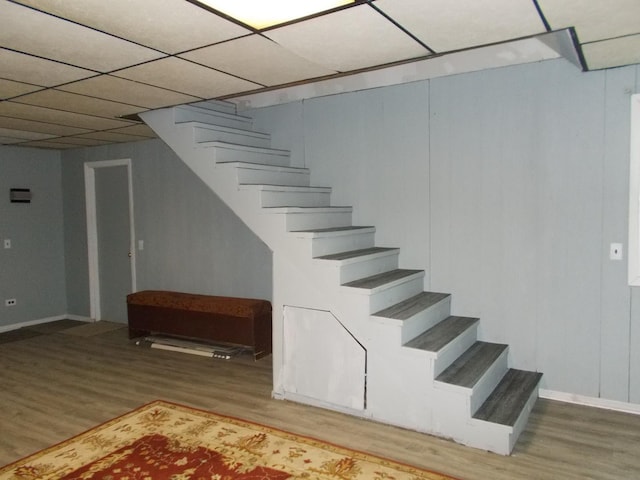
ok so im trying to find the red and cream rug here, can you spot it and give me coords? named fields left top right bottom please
left=0, top=400, right=459, bottom=479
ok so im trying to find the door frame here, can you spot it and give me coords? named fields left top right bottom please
left=84, top=158, right=137, bottom=321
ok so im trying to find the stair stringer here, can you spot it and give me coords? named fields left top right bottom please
left=140, top=102, right=541, bottom=455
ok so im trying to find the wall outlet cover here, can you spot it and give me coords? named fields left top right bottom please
left=610, top=243, right=623, bottom=260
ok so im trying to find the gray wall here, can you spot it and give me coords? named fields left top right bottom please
left=0, top=146, right=67, bottom=328
left=248, top=58, right=640, bottom=404
left=61, top=139, right=273, bottom=318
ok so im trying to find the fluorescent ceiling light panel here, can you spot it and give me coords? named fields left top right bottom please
left=197, top=0, right=354, bottom=29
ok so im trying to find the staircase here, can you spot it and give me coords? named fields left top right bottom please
left=140, top=100, right=543, bottom=455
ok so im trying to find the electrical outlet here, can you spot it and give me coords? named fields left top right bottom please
left=610, top=243, right=623, bottom=260
left=5, top=299, right=16, bottom=306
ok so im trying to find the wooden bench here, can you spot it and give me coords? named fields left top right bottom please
left=126, top=290, right=272, bottom=359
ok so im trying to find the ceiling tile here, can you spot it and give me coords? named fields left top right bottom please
left=0, top=79, right=43, bottom=100
left=180, top=35, right=337, bottom=86
left=0, top=102, right=135, bottom=130
left=0, top=136, right=26, bottom=145
left=18, top=140, right=79, bottom=149
left=46, top=136, right=112, bottom=147
left=73, top=131, right=150, bottom=143
left=0, top=1, right=164, bottom=71
left=582, top=34, right=640, bottom=70
left=0, top=116, right=91, bottom=136
left=14, top=0, right=251, bottom=54
left=0, top=48, right=95, bottom=87
left=375, top=0, right=545, bottom=52
left=265, top=4, right=430, bottom=72
left=538, top=0, right=640, bottom=43
left=14, top=90, right=144, bottom=118
left=58, top=75, right=200, bottom=109
left=0, top=127, right=54, bottom=141
left=113, top=57, right=262, bottom=99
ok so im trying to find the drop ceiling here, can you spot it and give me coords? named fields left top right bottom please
left=1, top=0, right=639, bottom=150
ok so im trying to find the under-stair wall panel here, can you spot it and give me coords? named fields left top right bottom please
left=282, top=306, right=366, bottom=412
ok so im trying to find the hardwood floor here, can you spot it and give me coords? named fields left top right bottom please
left=1, top=320, right=639, bottom=479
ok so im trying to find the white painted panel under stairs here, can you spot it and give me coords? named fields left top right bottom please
left=140, top=100, right=543, bottom=455
left=283, top=306, right=366, bottom=411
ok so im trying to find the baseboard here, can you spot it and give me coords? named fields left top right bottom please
left=66, top=314, right=93, bottom=322
left=539, top=389, right=640, bottom=415
left=0, top=314, right=92, bottom=333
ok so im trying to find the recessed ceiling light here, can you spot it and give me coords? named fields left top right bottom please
left=196, top=0, right=355, bottom=29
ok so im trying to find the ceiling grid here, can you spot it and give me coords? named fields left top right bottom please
left=0, top=0, right=637, bottom=149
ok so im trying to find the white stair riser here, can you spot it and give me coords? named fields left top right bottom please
left=434, top=347, right=509, bottom=416
left=284, top=211, right=352, bottom=231
left=434, top=324, right=479, bottom=377
left=194, top=126, right=271, bottom=148
left=309, top=231, right=376, bottom=257
left=469, top=349, right=509, bottom=414
left=175, top=107, right=253, bottom=130
left=213, top=147, right=291, bottom=167
left=399, top=296, right=452, bottom=345
left=236, top=168, right=310, bottom=187
left=338, top=253, right=399, bottom=284
left=261, top=190, right=331, bottom=207
left=190, top=100, right=237, bottom=115
left=368, top=276, right=425, bottom=313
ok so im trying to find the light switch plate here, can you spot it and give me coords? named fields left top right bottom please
left=3, top=239, right=10, bottom=249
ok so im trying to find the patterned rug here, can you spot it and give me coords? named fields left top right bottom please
left=0, top=400, right=460, bottom=479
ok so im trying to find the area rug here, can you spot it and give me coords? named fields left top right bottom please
left=0, top=400, right=459, bottom=480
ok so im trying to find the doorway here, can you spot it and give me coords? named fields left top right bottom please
left=84, top=159, right=137, bottom=322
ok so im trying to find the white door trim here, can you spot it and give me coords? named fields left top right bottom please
left=84, top=159, right=137, bottom=320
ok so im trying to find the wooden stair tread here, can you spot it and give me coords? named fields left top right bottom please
left=263, top=206, right=352, bottom=213
left=436, top=341, right=507, bottom=388
left=189, top=121, right=268, bottom=137
left=175, top=104, right=252, bottom=122
left=473, top=369, right=543, bottom=426
left=203, top=141, right=289, bottom=155
left=239, top=184, right=331, bottom=192
left=404, top=316, right=478, bottom=352
left=293, top=226, right=374, bottom=234
left=343, top=269, right=422, bottom=289
left=316, top=247, right=398, bottom=261
left=217, top=161, right=308, bottom=173
left=373, top=291, right=450, bottom=320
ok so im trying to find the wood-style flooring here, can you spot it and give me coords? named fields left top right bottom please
left=1, top=320, right=639, bottom=479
